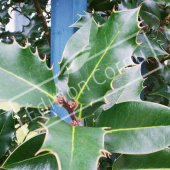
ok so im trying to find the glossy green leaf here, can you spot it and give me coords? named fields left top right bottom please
left=151, top=84, right=170, bottom=100
left=104, top=65, right=144, bottom=110
left=154, top=0, right=170, bottom=7
left=155, top=28, right=168, bottom=51
left=76, top=101, right=105, bottom=119
left=39, top=116, right=107, bottom=170
left=0, top=110, right=15, bottom=158
left=113, top=148, right=170, bottom=169
left=3, top=153, right=58, bottom=170
left=28, top=117, right=47, bottom=131
left=0, top=41, right=56, bottom=108
left=150, top=65, right=170, bottom=100
left=2, top=134, right=58, bottom=169
left=22, top=16, right=41, bottom=41
left=78, top=53, right=143, bottom=119
left=57, top=18, right=98, bottom=100
left=95, top=101, right=170, bottom=154
left=89, top=0, right=119, bottom=11
left=68, top=8, right=140, bottom=105
left=21, top=1, right=36, bottom=15
left=118, top=0, right=137, bottom=10
left=140, top=0, right=161, bottom=30
left=2, top=134, right=45, bottom=166
left=70, top=12, right=105, bottom=28
left=164, top=65, right=170, bottom=84
left=133, top=32, right=168, bottom=59
left=35, top=34, right=50, bottom=57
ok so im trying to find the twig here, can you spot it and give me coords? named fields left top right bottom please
left=62, top=100, right=79, bottom=124
left=33, top=0, right=51, bottom=46
left=55, top=96, right=80, bottom=125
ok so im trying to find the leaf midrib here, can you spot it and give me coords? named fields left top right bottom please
left=76, top=30, right=120, bottom=101
left=76, top=11, right=138, bottom=101
left=109, top=125, right=170, bottom=132
left=70, top=126, right=75, bottom=168
left=0, top=66, right=54, bottom=99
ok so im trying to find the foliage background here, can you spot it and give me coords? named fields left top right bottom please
left=0, top=0, right=170, bottom=169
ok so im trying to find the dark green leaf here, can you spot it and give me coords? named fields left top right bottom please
left=118, top=0, right=137, bottom=10
left=164, top=65, right=170, bottom=84
left=3, top=153, right=58, bottom=170
left=71, top=12, right=105, bottom=28
left=22, top=16, right=42, bottom=41
left=0, top=110, right=15, bottom=158
left=2, top=134, right=45, bottom=166
left=151, top=84, right=170, bottom=100
left=140, top=0, right=161, bottom=30
left=2, top=133, right=57, bottom=170
left=28, top=117, right=47, bottom=131
left=89, top=0, right=119, bottom=11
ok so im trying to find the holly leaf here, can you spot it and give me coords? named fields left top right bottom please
left=0, top=110, right=15, bottom=158
left=150, top=65, right=170, bottom=100
left=0, top=41, right=56, bottom=108
left=133, top=32, right=168, bottom=59
left=95, top=101, right=170, bottom=154
left=104, top=65, right=144, bottom=110
left=164, top=65, right=170, bottom=84
left=76, top=101, right=105, bottom=119
left=154, top=0, right=170, bottom=7
left=3, top=154, right=58, bottom=170
left=68, top=8, right=140, bottom=105
left=21, top=1, right=36, bottom=15
left=118, top=0, right=137, bottom=10
left=82, top=64, right=144, bottom=121
left=1, top=134, right=58, bottom=169
left=57, top=18, right=98, bottom=100
left=38, top=116, right=108, bottom=170
left=27, top=117, right=47, bottom=131
left=113, top=148, right=170, bottom=169
left=151, top=84, right=170, bottom=100
left=89, top=0, right=119, bottom=11
left=22, top=16, right=42, bottom=41
left=140, top=0, right=161, bottom=30
left=70, top=12, right=105, bottom=28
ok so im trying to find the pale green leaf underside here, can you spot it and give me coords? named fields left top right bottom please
left=0, top=41, right=56, bottom=108
left=0, top=102, right=20, bottom=113
left=39, top=116, right=107, bottom=170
